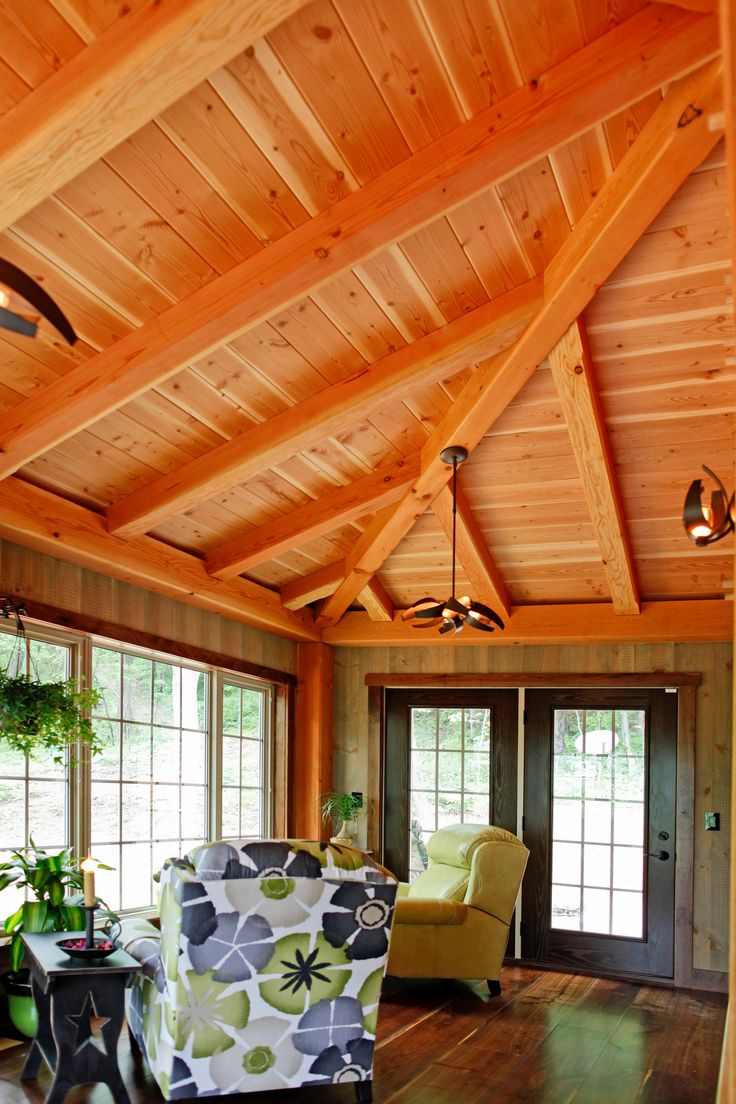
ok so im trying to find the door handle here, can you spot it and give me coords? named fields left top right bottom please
left=647, top=850, right=670, bottom=861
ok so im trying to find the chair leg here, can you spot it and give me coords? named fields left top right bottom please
left=487, top=979, right=502, bottom=997
left=355, top=1078, right=373, bottom=1103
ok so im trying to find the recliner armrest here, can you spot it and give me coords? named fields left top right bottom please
left=394, top=897, right=469, bottom=925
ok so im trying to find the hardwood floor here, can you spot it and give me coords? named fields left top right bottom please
left=0, top=967, right=726, bottom=1103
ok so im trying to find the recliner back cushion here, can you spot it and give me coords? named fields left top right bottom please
left=465, top=841, right=529, bottom=923
left=406, top=862, right=469, bottom=902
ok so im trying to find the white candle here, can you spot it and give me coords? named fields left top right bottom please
left=81, top=857, right=97, bottom=907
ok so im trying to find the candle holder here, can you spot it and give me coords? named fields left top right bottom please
left=85, top=904, right=96, bottom=949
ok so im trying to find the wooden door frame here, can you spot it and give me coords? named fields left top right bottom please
left=366, top=672, right=699, bottom=988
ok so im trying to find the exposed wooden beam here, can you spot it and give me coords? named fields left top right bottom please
left=0, top=4, right=717, bottom=481
left=293, top=643, right=333, bottom=837
left=431, top=483, right=512, bottom=619
left=281, top=561, right=344, bottom=611
left=359, top=577, right=395, bottom=623
left=0, top=0, right=310, bottom=233
left=660, top=0, right=717, bottom=12
left=0, top=477, right=318, bottom=642
left=107, top=280, right=539, bottom=538
left=206, top=456, right=420, bottom=579
left=315, top=60, right=725, bottom=628
left=548, top=320, right=640, bottom=615
left=321, top=601, right=732, bottom=646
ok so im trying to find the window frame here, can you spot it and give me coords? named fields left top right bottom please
left=0, top=620, right=280, bottom=916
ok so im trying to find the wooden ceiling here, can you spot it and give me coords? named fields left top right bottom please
left=0, top=0, right=733, bottom=646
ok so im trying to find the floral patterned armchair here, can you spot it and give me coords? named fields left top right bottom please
left=114, top=839, right=397, bottom=1102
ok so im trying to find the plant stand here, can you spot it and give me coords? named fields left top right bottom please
left=19, top=930, right=141, bottom=1104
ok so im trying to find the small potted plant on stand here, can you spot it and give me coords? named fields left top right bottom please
left=320, top=792, right=364, bottom=845
left=0, top=842, right=116, bottom=1037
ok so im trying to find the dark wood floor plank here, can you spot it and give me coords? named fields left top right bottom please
left=0, top=968, right=724, bottom=1104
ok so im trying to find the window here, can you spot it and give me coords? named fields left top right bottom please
left=0, top=625, right=276, bottom=913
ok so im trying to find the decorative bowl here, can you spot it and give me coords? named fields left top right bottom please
left=57, top=937, right=116, bottom=962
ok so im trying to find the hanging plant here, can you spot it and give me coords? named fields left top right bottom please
left=0, top=672, right=103, bottom=764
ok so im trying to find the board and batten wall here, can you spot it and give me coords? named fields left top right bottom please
left=0, top=539, right=297, bottom=674
left=333, top=641, right=732, bottom=982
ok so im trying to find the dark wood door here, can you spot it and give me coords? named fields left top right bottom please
left=383, top=689, right=518, bottom=882
left=522, top=688, right=677, bottom=980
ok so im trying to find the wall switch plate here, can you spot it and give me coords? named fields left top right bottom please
left=351, top=791, right=363, bottom=808
left=705, top=812, right=720, bottom=831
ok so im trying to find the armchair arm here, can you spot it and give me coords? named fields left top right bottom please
left=394, top=897, right=469, bottom=926
left=112, top=917, right=163, bottom=983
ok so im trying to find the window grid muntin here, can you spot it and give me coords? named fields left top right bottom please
left=409, top=706, right=492, bottom=880
left=550, top=708, right=646, bottom=938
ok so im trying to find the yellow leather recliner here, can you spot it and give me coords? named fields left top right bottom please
left=386, top=823, right=529, bottom=995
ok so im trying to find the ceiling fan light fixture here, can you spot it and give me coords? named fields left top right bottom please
left=683, top=466, right=734, bottom=546
left=401, top=445, right=505, bottom=636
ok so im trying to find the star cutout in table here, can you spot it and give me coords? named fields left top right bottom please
left=66, top=993, right=111, bottom=1056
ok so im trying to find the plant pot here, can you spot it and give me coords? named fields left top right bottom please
left=330, top=820, right=356, bottom=845
left=1, top=969, right=38, bottom=1038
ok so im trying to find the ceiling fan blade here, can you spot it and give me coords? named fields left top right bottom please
left=466, top=600, right=505, bottom=629
left=401, top=597, right=444, bottom=621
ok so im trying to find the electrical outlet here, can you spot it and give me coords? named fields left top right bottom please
left=351, top=791, right=363, bottom=808
left=705, top=812, right=720, bottom=831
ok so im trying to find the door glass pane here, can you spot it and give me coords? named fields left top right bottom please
left=551, top=708, right=645, bottom=937
left=408, top=707, right=491, bottom=879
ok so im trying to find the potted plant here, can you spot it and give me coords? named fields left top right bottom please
left=0, top=841, right=116, bottom=1037
left=320, top=791, right=364, bottom=845
left=0, top=671, right=103, bottom=764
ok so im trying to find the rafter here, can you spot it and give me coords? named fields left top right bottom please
left=0, top=477, right=318, bottom=642
left=0, top=4, right=717, bottom=483
left=320, top=602, right=732, bottom=646
left=0, top=0, right=310, bottom=233
left=548, top=320, right=640, bottom=615
left=431, top=484, right=512, bottom=619
left=107, top=279, right=540, bottom=537
left=206, top=456, right=420, bottom=579
left=281, top=562, right=344, bottom=611
left=315, top=60, right=724, bottom=628
left=359, top=577, right=395, bottom=622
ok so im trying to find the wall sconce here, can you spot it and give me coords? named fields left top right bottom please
left=683, top=466, right=735, bottom=546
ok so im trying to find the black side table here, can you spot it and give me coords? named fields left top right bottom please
left=20, top=930, right=142, bottom=1104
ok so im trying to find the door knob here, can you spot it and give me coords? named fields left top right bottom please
left=647, top=849, right=670, bottom=861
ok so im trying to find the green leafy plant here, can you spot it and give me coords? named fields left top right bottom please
left=0, top=672, right=103, bottom=764
left=0, top=841, right=116, bottom=971
left=320, top=791, right=364, bottom=826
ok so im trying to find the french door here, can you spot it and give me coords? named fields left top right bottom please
left=522, top=688, right=677, bottom=979
left=383, top=689, right=518, bottom=882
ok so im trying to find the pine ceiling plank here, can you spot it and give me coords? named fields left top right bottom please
left=0, top=0, right=313, bottom=233
left=447, top=190, right=534, bottom=299
left=0, top=475, right=318, bottom=640
left=548, top=318, right=639, bottom=614
left=105, top=277, right=541, bottom=536
left=359, top=576, right=395, bottom=623
left=48, top=0, right=150, bottom=41
left=0, top=2, right=715, bottom=478
left=1, top=2, right=84, bottom=88
left=157, top=83, right=310, bottom=244
left=420, top=0, right=521, bottom=116
left=399, top=219, right=490, bottom=321
left=209, top=44, right=356, bottom=216
left=499, top=0, right=584, bottom=76
left=333, top=0, right=465, bottom=150
left=266, top=0, right=412, bottom=183
left=549, top=130, right=612, bottom=225
left=103, top=123, right=263, bottom=271
left=495, top=157, right=572, bottom=275
left=314, top=58, right=724, bottom=627
left=321, top=600, right=732, bottom=645
left=431, top=483, right=512, bottom=618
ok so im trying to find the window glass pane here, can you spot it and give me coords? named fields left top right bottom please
left=218, top=680, right=271, bottom=841
left=408, top=707, right=492, bottom=879
left=0, top=631, right=71, bottom=883
left=550, top=708, right=645, bottom=937
left=91, top=647, right=209, bottom=910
